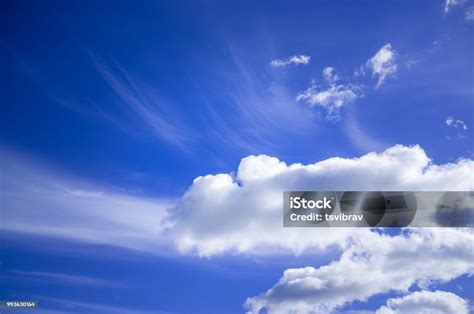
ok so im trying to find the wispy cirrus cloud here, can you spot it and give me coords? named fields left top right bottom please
left=345, top=111, right=388, bottom=152
left=202, top=45, right=316, bottom=154
left=0, top=148, right=172, bottom=253
left=89, top=54, right=196, bottom=151
left=270, top=54, right=311, bottom=68
left=4, top=271, right=123, bottom=288
left=30, top=296, right=167, bottom=314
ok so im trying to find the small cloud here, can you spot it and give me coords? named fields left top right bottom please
left=375, top=290, right=469, bottom=314
left=446, top=116, right=468, bottom=130
left=296, top=83, right=360, bottom=118
left=297, top=67, right=362, bottom=119
left=270, top=55, right=311, bottom=68
left=367, top=43, right=397, bottom=88
left=465, top=6, right=474, bottom=20
left=322, top=66, right=339, bottom=83
left=445, top=0, right=465, bottom=13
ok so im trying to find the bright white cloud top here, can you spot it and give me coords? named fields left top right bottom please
left=271, top=55, right=311, bottom=67
left=375, top=290, right=469, bottom=314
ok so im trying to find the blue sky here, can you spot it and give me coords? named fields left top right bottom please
left=1, top=1, right=473, bottom=313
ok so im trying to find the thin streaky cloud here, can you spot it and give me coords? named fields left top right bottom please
left=7, top=271, right=124, bottom=288
left=270, top=54, right=311, bottom=68
left=89, top=53, right=195, bottom=151
left=203, top=44, right=316, bottom=153
left=0, top=148, right=172, bottom=253
left=345, top=111, right=388, bottom=152
left=30, top=296, right=170, bottom=314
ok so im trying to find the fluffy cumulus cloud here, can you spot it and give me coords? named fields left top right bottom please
left=297, top=67, right=362, bottom=118
left=367, top=43, right=397, bottom=88
left=375, top=290, right=469, bottom=314
left=166, top=144, right=474, bottom=256
left=245, top=229, right=474, bottom=313
left=446, top=116, right=468, bottom=130
left=271, top=55, right=311, bottom=67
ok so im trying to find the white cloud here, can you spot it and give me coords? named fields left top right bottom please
left=296, top=83, right=361, bottom=118
left=245, top=229, right=474, bottom=313
left=0, top=149, right=172, bottom=253
left=206, top=46, right=317, bottom=153
left=375, top=290, right=469, bottom=314
left=6, top=271, right=123, bottom=288
left=367, top=44, right=397, bottom=88
left=322, top=67, right=339, bottom=83
left=297, top=45, right=401, bottom=118
left=446, top=116, right=468, bottom=130
left=90, top=54, right=195, bottom=151
left=297, top=67, right=362, bottom=119
left=2, top=148, right=474, bottom=314
left=345, top=113, right=388, bottom=151
left=167, top=144, right=474, bottom=256
left=445, top=0, right=465, bottom=13
left=466, top=7, right=474, bottom=20
left=271, top=55, right=311, bottom=68
left=4, top=144, right=474, bottom=259
left=34, top=296, right=163, bottom=314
